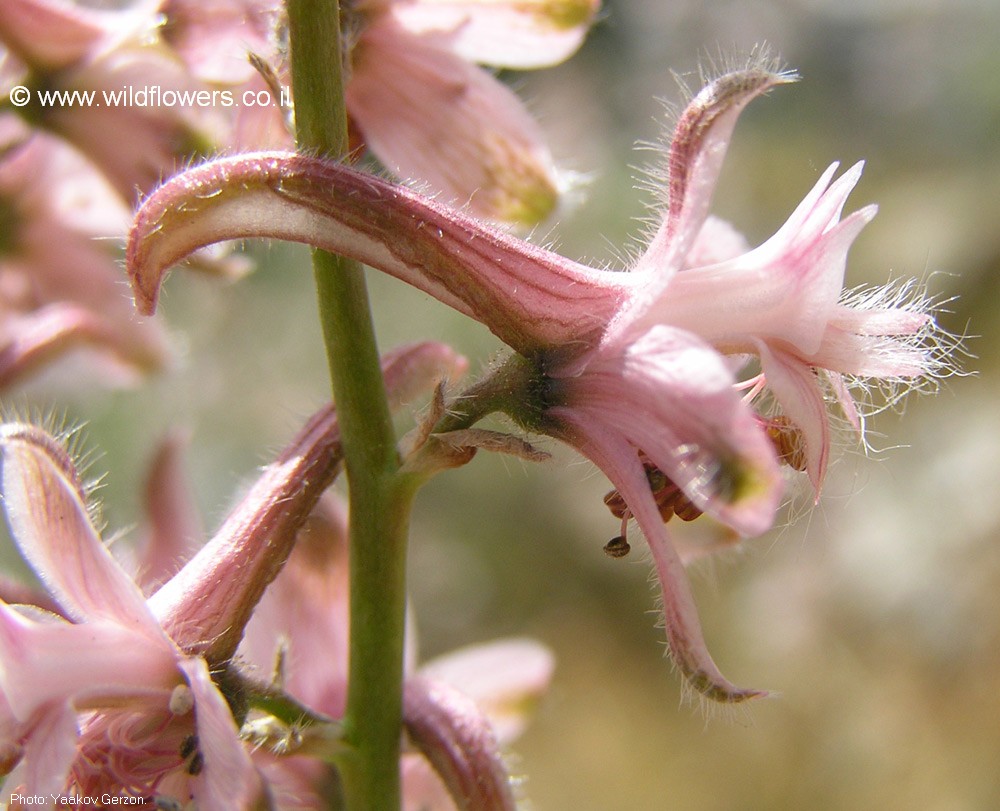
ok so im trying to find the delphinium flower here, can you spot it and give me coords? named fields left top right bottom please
left=0, top=342, right=465, bottom=807
left=125, top=58, right=951, bottom=701
left=0, top=120, right=168, bottom=391
left=239, top=492, right=555, bottom=810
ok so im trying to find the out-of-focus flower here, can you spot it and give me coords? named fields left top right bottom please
left=0, top=0, right=228, bottom=203
left=0, top=342, right=467, bottom=806
left=1, top=122, right=168, bottom=391
left=0, top=422, right=270, bottom=809
left=239, top=492, right=555, bottom=811
left=125, top=60, right=951, bottom=700
left=342, top=0, right=600, bottom=224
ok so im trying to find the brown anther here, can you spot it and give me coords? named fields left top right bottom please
left=603, top=455, right=704, bottom=525
left=603, top=535, right=631, bottom=558
left=602, top=488, right=628, bottom=519
left=766, top=415, right=807, bottom=472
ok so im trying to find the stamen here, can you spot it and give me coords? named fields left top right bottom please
left=168, top=684, right=194, bottom=716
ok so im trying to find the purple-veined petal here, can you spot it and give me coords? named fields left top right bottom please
left=391, top=0, right=599, bottom=69
left=0, top=425, right=169, bottom=637
left=419, top=638, right=554, bottom=744
left=126, top=152, right=627, bottom=356
left=621, top=63, right=795, bottom=338
left=347, top=15, right=558, bottom=224
left=403, top=677, right=517, bottom=811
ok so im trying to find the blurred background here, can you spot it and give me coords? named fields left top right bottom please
left=5, top=0, right=1000, bottom=808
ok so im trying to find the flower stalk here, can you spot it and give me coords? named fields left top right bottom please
left=287, top=1, right=409, bottom=807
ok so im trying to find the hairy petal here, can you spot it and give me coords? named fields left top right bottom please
left=127, top=152, right=627, bottom=355
left=756, top=340, right=830, bottom=492
left=552, top=326, right=782, bottom=535
left=0, top=424, right=166, bottom=636
left=624, top=64, right=796, bottom=334
left=403, top=677, right=517, bottom=811
left=563, top=430, right=765, bottom=702
left=0, top=605, right=177, bottom=721
left=644, top=163, right=877, bottom=358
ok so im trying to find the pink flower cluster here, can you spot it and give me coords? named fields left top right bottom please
left=126, top=58, right=951, bottom=703
left=0, top=0, right=956, bottom=807
left=1, top=344, right=552, bottom=809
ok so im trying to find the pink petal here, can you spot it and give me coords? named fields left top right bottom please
left=391, top=0, right=599, bottom=69
left=347, top=16, right=558, bottom=224
left=158, top=0, right=281, bottom=84
left=554, top=326, right=782, bottom=535
left=755, top=341, right=831, bottom=493
left=0, top=604, right=178, bottom=721
left=626, top=64, right=795, bottom=328
left=0, top=0, right=107, bottom=69
left=0, top=425, right=168, bottom=636
left=563, top=433, right=767, bottom=702
left=179, top=657, right=267, bottom=811
left=5, top=702, right=78, bottom=802
left=640, top=163, right=877, bottom=359
left=0, top=303, right=161, bottom=392
left=419, top=638, right=555, bottom=744
left=401, top=753, right=457, bottom=811
left=681, top=215, right=751, bottom=269
left=403, top=677, right=517, bottom=811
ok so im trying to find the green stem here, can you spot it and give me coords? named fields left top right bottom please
left=287, top=2, right=408, bottom=808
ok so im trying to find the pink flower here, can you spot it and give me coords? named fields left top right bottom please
left=0, top=342, right=465, bottom=805
left=643, top=161, right=943, bottom=489
left=238, top=493, right=555, bottom=811
left=1, top=122, right=168, bottom=391
left=125, top=60, right=949, bottom=700
left=0, top=423, right=266, bottom=809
